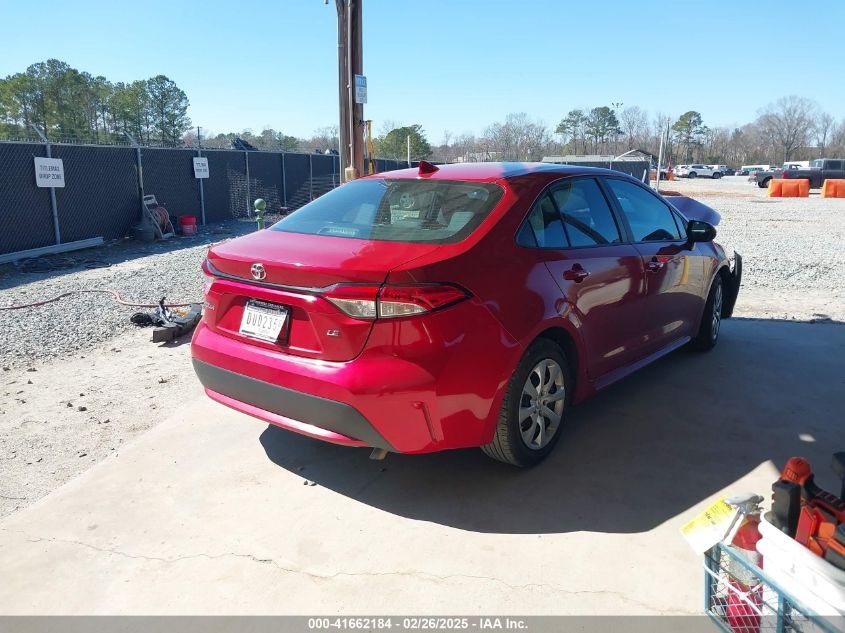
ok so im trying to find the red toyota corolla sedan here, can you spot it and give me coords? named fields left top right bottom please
left=192, top=162, right=741, bottom=466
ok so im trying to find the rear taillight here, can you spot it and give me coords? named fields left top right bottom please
left=323, top=285, right=380, bottom=319
left=323, top=284, right=469, bottom=320
left=379, top=284, right=469, bottom=317
left=781, top=170, right=788, bottom=178
left=201, top=259, right=216, bottom=298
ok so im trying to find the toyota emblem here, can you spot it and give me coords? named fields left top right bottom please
left=250, top=263, right=266, bottom=280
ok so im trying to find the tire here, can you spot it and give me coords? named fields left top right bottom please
left=481, top=339, right=570, bottom=467
left=712, top=172, right=722, bottom=179
left=690, top=275, right=723, bottom=352
left=689, top=172, right=697, bottom=179
left=758, top=178, right=770, bottom=189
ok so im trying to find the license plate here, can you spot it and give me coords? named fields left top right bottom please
left=239, top=299, right=289, bottom=343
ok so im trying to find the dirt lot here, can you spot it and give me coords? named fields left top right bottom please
left=1, top=182, right=843, bottom=518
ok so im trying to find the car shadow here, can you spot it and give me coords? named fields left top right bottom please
left=259, top=318, right=845, bottom=534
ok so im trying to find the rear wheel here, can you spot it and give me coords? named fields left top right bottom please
left=712, top=172, right=722, bottom=179
left=690, top=275, right=723, bottom=351
left=758, top=178, right=770, bottom=189
left=689, top=172, right=698, bottom=179
left=481, top=340, right=570, bottom=467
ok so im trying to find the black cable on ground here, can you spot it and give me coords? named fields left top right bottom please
left=13, top=255, right=112, bottom=273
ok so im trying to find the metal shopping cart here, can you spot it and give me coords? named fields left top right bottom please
left=705, top=543, right=841, bottom=633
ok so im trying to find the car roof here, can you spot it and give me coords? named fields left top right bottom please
left=360, top=161, right=630, bottom=183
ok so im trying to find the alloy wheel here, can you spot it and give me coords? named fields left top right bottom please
left=519, top=359, right=565, bottom=450
left=712, top=283, right=723, bottom=341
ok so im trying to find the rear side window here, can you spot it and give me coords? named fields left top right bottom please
left=604, top=179, right=683, bottom=242
left=827, top=160, right=843, bottom=170
left=271, top=179, right=504, bottom=244
left=551, top=179, right=621, bottom=247
left=519, top=194, right=567, bottom=248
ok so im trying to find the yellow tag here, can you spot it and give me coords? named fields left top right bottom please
left=680, top=497, right=738, bottom=554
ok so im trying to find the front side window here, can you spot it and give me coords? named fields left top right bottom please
left=604, top=178, right=683, bottom=242
left=551, top=179, right=621, bottom=247
left=272, top=179, right=504, bottom=244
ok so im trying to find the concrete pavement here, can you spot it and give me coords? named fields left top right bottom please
left=1, top=319, right=843, bottom=614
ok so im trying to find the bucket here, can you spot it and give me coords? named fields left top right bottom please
left=179, top=215, right=197, bottom=236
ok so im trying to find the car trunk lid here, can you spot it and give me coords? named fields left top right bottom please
left=204, top=230, right=439, bottom=361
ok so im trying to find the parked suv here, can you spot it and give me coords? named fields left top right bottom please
left=192, top=163, right=741, bottom=466
left=676, top=164, right=722, bottom=179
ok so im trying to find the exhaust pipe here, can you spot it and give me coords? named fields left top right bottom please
left=369, top=448, right=388, bottom=461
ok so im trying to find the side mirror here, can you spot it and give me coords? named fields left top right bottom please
left=687, top=219, right=717, bottom=243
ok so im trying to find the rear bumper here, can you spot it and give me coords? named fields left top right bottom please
left=193, top=359, right=393, bottom=450
left=723, top=252, right=742, bottom=318
left=191, top=302, right=518, bottom=453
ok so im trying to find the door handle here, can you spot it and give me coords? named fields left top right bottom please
left=563, top=264, right=590, bottom=283
left=646, top=258, right=665, bottom=272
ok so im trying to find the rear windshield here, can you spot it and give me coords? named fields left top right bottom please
left=271, top=179, right=504, bottom=244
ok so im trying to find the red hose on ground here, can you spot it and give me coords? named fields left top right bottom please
left=0, top=289, right=197, bottom=311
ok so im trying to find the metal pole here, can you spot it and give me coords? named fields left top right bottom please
left=123, top=130, right=144, bottom=223
left=46, top=142, right=61, bottom=245
left=281, top=152, right=287, bottom=207
left=197, top=127, right=206, bottom=225
left=407, top=135, right=411, bottom=167
left=655, top=123, right=666, bottom=192
left=347, top=0, right=354, bottom=176
left=197, top=149, right=206, bottom=226
left=335, top=1, right=350, bottom=182
left=309, top=153, right=314, bottom=200
left=244, top=151, right=251, bottom=217
left=30, top=124, right=61, bottom=244
left=351, top=0, right=364, bottom=178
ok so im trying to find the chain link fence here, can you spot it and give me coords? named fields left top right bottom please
left=0, top=142, right=53, bottom=255
left=0, top=140, right=409, bottom=258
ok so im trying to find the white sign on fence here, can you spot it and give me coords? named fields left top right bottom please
left=34, top=157, right=65, bottom=188
left=193, top=157, right=210, bottom=179
left=354, top=75, right=367, bottom=104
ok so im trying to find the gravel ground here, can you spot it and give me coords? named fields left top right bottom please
left=716, top=199, right=845, bottom=321
left=656, top=174, right=762, bottom=197
left=0, top=218, right=268, bottom=518
left=0, top=220, right=262, bottom=369
left=1, top=185, right=843, bottom=519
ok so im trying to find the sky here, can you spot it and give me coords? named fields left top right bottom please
left=2, top=0, right=843, bottom=143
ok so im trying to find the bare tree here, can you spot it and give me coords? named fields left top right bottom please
left=815, top=112, right=835, bottom=157
left=300, top=125, right=338, bottom=152
left=485, top=113, right=551, bottom=161
left=433, top=129, right=454, bottom=162
left=829, top=119, right=845, bottom=157
left=651, top=112, right=671, bottom=160
left=757, top=96, right=818, bottom=163
left=377, top=119, right=400, bottom=137
left=452, top=132, right=477, bottom=162
left=619, top=106, right=648, bottom=150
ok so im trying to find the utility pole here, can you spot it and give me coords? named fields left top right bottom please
left=334, top=0, right=364, bottom=182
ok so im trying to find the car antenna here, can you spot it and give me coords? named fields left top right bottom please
left=418, top=160, right=439, bottom=175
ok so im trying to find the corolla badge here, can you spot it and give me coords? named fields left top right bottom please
left=250, top=263, right=266, bottom=280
